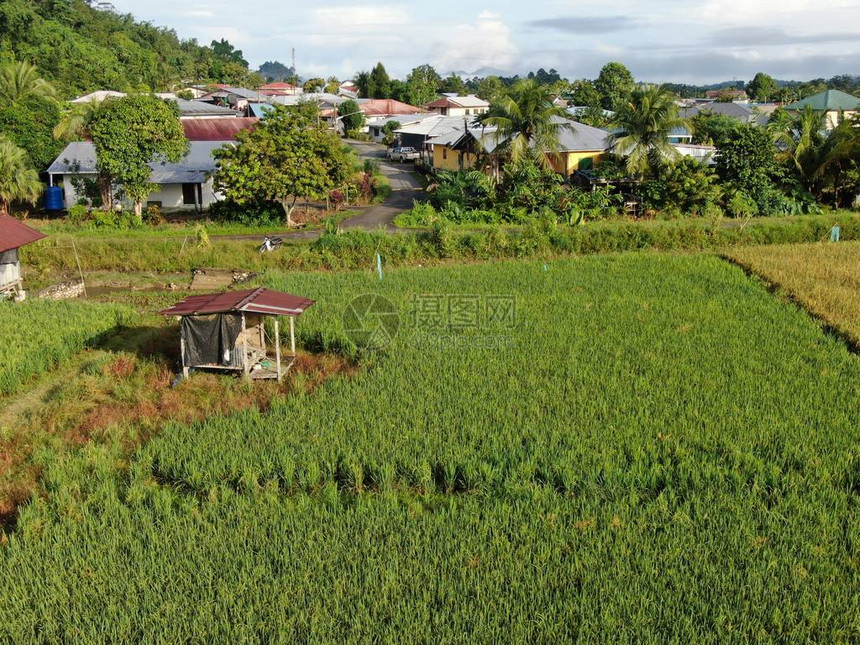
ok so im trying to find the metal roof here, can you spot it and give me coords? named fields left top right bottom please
left=357, top=99, right=424, bottom=116
left=785, top=89, right=860, bottom=112
left=182, top=118, right=258, bottom=141
left=160, top=288, right=315, bottom=317
left=426, top=117, right=610, bottom=154
left=175, top=99, right=238, bottom=117
left=425, top=95, right=489, bottom=109
left=395, top=115, right=477, bottom=138
left=0, top=215, right=46, bottom=254
left=679, top=102, right=755, bottom=122
left=47, top=141, right=231, bottom=183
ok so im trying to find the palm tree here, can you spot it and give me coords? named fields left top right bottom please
left=0, top=138, right=43, bottom=216
left=813, top=117, right=860, bottom=207
left=0, top=60, right=56, bottom=104
left=53, top=99, right=104, bottom=141
left=771, top=105, right=825, bottom=190
left=480, top=79, right=569, bottom=168
left=610, top=85, right=684, bottom=177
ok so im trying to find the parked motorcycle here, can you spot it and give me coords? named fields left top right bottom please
left=258, top=235, right=283, bottom=253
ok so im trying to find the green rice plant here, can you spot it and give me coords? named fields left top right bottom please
left=1, top=254, right=859, bottom=641
left=0, top=299, right=134, bottom=395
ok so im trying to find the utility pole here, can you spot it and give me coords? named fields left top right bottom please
left=291, top=47, right=297, bottom=94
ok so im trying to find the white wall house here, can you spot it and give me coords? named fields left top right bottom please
left=424, top=95, right=490, bottom=117
left=47, top=141, right=231, bottom=211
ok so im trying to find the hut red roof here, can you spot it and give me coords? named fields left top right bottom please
left=160, top=288, right=315, bottom=317
left=0, top=215, right=46, bottom=254
left=182, top=117, right=258, bottom=141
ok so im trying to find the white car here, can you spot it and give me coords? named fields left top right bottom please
left=387, top=146, right=419, bottom=162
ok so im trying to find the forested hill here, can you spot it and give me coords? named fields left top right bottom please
left=0, top=0, right=256, bottom=98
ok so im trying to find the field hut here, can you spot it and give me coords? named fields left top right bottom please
left=160, top=287, right=315, bottom=381
left=0, top=215, right=46, bottom=299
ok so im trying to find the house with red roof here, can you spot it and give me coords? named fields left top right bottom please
left=259, top=82, right=302, bottom=97
left=0, top=215, right=46, bottom=298
left=424, top=95, right=490, bottom=117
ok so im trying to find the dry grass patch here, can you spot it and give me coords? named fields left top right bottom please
left=725, top=241, right=860, bottom=348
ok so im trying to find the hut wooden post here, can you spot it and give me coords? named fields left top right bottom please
left=241, top=312, right=249, bottom=379
left=274, top=317, right=282, bottom=382
left=289, top=315, right=296, bottom=355
left=180, top=331, right=189, bottom=379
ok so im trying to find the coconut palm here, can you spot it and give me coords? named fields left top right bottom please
left=0, top=138, right=43, bottom=215
left=0, top=60, right=56, bottom=104
left=770, top=105, right=829, bottom=195
left=53, top=99, right=104, bottom=141
left=813, top=117, right=860, bottom=207
left=480, top=79, right=569, bottom=167
left=610, top=84, right=684, bottom=177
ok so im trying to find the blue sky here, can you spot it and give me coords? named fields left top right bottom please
left=109, top=0, right=860, bottom=83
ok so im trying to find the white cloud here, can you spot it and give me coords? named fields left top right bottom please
left=702, top=0, right=854, bottom=22
left=313, top=5, right=410, bottom=30
left=181, top=9, right=214, bottom=19
left=435, top=11, right=517, bottom=73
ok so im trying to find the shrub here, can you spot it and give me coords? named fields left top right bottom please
left=66, top=204, right=89, bottom=226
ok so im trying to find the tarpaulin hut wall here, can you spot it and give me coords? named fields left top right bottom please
left=160, top=288, right=315, bottom=381
left=0, top=215, right=46, bottom=298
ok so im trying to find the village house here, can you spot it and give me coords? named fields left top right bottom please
left=423, top=116, right=612, bottom=177
left=47, top=112, right=259, bottom=212
left=784, top=89, right=860, bottom=130
left=258, top=81, right=303, bottom=97
left=424, top=95, right=490, bottom=117
left=367, top=113, right=437, bottom=143
left=0, top=215, right=45, bottom=299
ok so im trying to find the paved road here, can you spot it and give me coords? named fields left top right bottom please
left=339, top=140, right=424, bottom=232
left=212, top=140, right=423, bottom=241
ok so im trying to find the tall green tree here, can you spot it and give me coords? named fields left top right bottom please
left=337, top=99, right=365, bottom=134
left=476, top=76, right=505, bottom=103
left=405, top=64, right=441, bottom=106
left=595, top=62, right=634, bottom=110
left=714, top=124, right=779, bottom=200
left=610, top=84, right=684, bottom=177
left=0, top=96, right=61, bottom=171
left=367, top=62, right=391, bottom=98
left=213, top=105, right=352, bottom=226
left=481, top=79, right=569, bottom=168
left=0, top=137, right=43, bottom=215
left=89, top=95, right=188, bottom=214
left=570, top=79, right=601, bottom=108
left=303, top=78, right=325, bottom=93
left=440, top=73, right=466, bottom=95
left=747, top=72, right=778, bottom=102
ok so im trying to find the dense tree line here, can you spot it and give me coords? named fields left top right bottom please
left=0, top=0, right=258, bottom=97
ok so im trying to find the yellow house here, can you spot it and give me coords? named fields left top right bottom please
left=426, top=117, right=610, bottom=177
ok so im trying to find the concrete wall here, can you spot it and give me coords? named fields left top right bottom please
left=430, top=106, right=489, bottom=117
left=57, top=175, right=221, bottom=211
left=432, top=145, right=603, bottom=177
left=825, top=110, right=857, bottom=130
left=547, top=151, right=605, bottom=176
left=432, top=145, right=478, bottom=172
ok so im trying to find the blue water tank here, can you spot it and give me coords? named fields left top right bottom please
left=44, top=185, right=64, bottom=211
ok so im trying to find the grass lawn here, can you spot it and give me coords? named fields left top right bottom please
left=1, top=252, right=858, bottom=641
left=726, top=241, right=860, bottom=347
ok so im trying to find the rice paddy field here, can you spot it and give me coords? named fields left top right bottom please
left=727, top=241, right=860, bottom=347
left=1, top=251, right=859, bottom=642
left=0, top=299, right=133, bottom=395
